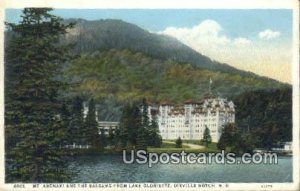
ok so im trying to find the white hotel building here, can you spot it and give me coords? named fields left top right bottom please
left=83, top=91, right=235, bottom=142
left=148, top=94, right=235, bottom=143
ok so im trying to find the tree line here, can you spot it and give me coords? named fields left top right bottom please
left=59, top=96, right=163, bottom=151
left=114, top=98, right=162, bottom=150
left=233, top=88, right=292, bottom=149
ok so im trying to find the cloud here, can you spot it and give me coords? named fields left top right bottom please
left=233, top=37, right=252, bottom=47
left=157, top=20, right=291, bottom=83
left=158, top=19, right=252, bottom=60
left=159, top=20, right=253, bottom=50
left=158, top=20, right=232, bottom=48
left=258, top=29, right=281, bottom=40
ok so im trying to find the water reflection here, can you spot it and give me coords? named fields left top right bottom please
left=69, top=155, right=292, bottom=183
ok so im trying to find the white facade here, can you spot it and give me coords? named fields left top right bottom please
left=97, top=121, right=119, bottom=135
left=149, top=95, right=235, bottom=142
left=284, top=142, right=292, bottom=152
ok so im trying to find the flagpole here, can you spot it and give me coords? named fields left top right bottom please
left=209, top=78, right=212, bottom=94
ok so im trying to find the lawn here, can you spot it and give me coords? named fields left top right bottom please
left=160, top=141, right=189, bottom=148
left=164, top=139, right=205, bottom=145
left=147, top=140, right=220, bottom=153
left=182, top=140, right=203, bottom=145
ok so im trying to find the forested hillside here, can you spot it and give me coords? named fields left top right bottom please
left=65, top=49, right=288, bottom=121
left=234, top=88, right=292, bottom=146
left=61, top=19, right=287, bottom=80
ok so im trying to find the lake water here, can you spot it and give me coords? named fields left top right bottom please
left=69, top=155, right=292, bottom=183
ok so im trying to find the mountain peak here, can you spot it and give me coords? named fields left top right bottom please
left=64, top=19, right=284, bottom=84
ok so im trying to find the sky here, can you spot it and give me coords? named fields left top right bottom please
left=5, top=9, right=293, bottom=83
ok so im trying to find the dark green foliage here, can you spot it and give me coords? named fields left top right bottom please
left=252, top=121, right=280, bottom=150
left=175, top=137, right=183, bottom=148
left=217, top=123, right=240, bottom=152
left=216, top=138, right=226, bottom=151
left=60, top=103, right=71, bottom=145
left=202, top=126, right=212, bottom=147
left=129, top=106, right=142, bottom=146
left=116, top=99, right=161, bottom=150
left=136, top=127, right=149, bottom=150
left=112, top=128, right=124, bottom=151
left=217, top=123, right=255, bottom=154
left=5, top=8, right=75, bottom=182
left=236, top=133, right=256, bottom=154
left=108, top=127, right=115, bottom=145
left=84, top=98, right=101, bottom=148
left=136, top=98, right=162, bottom=148
left=141, top=98, right=150, bottom=128
left=68, top=96, right=84, bottom=145
left=118, top=104, right=134, bottom=147
left=148, top=118, right=162, bottom=147
left=118, top=102, right=143, bottom=148
left=217, top=88, right=292, bottom=152
left=137, top=99, right=152, bottom=147
left=234, top=88, right=292, bottom=148
left=99, top=129, right=107, bottom=149
left=61, top=103, right=71, bottom=126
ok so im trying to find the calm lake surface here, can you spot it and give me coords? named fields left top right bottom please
left=69, top=155, right=292, bottom=183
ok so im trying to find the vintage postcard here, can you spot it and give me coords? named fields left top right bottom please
left=0, top=0, right=299, bottom=190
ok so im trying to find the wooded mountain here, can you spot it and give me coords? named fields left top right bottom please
left=62, top=19, right=287, bottom=81
left=59, top=19, right=291, bottom=121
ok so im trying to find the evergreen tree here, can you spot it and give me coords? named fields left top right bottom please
left=217, top=123, right=241, bottom=152
left=84, top=98, right=100, bottom=147
left=202, top=126, right=212, bottom=147
left=5, top=8, right=75, bottom=182
left=99, top=129, right=107, bottom=149
left=117, top=103, right=141, bottom=148
left=136, top=98, right=152, bottom=148
left=252, top=121, right=279, bottom=150
left=136, top=126, right=148, bottom=150
left=116, top=99, right=162, bottom=149
left=175, top=137, right=182, bottom=148
left=235, top=133, right=256, bottom=154
left=127, top=104, right=141, bottom=146
left=148, top=118, right=162, bottom=147
left=108, top=127, right=115, bottom=146
left=113, top=127, right=123, bottom=151
left=141, top=98, right=150, bottom=129
left=118, top=105, right=130, bottom=147
left=60, top=103, right=71, bottom=146
left=69, top=96, right=84, bottom=145
left=61, top=103, right=71, bottom=126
